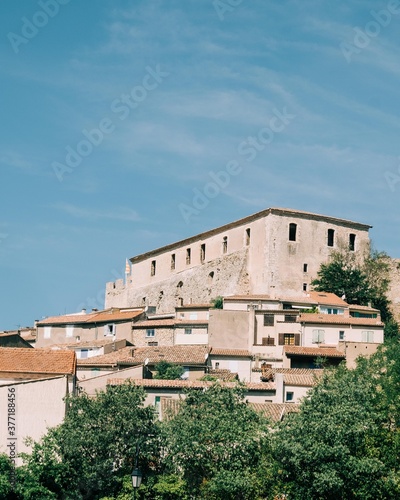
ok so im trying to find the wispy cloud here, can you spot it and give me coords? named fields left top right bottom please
left=53, top=203, right=140, bottom=222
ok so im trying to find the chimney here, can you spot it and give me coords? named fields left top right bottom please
left=92, top=308, right=98, bottom=312
left=81, top=308, right=86, bottom=314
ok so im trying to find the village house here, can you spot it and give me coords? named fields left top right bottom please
left=35, top=307, right=145, bottom=347
left=0, top=348, right=76, bottom=464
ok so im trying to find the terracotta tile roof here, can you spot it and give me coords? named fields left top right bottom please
left=283, top=372, right=322, bottom=387
left=132, top=319, right=208, bottom=328
left=348, top=304, right=380, bottom=312
left=78, top=345, right=209, bottom=367
left=107, top=378, right=275, bottom=391
left=283, top=346, right=345, bottom=358
left=0, top=348, right=76, bottom=374
left=38, top=313, right=97, bottom=325
left=298, top=313, right=383, bottom=326
left=176, top=304, right=212, bottom=309
left=224, top=295, right=271, bottom=301
left=47, top=339, right=129, bottom=349
left=260, top=367, right=323, bottom=386
left=37, top=309, right=143, bottom=326
left=224, top=292, right=348, bottom=307
left=132, top=319, right=176, bottom=328
left=208, top=369, right=239, bottom=381
left=209, top=348, right=252, bottom=357
left=159, top=399, right=295, bottom=422
left=252, top=403, right=300, bottom=421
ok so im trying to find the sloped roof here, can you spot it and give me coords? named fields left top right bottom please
left=47, top=339, right=130, bottom=350
left=78, top=345, right=209, bottom=367
left=261, top=367, right=323, bottom=386
left=37, top=308, right=143, bottom=326
left=107, top=378, right=275, bottom=391
left=348, top=304, right=380, bottom=312
left=252, top=402, right=300, bottom=421
left=209, top=348, right=252, bottom=357
left=132, top=319, right=208, bottom=328
left=0, top=348, right=76, bottom=375
left=224, top=292, right=348, bottom=307
left=283, top=346, right=345, bottom=358
left=160, top=399, right=299, bottom=422
left=298, top=313, right=383, bottom=326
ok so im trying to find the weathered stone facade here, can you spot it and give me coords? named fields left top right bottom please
left=105, top=208, right=371, bottom=312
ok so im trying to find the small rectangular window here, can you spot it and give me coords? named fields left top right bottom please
left=186, top=248, right=191, bottom=265
left=148, top=341, right=158, bottom=346
left=151, top=260, right=156, bottom=276
left=303, top=263, right=308, bottom=272
left=171, top=254, right=176, bottom=270
left=146, top=329, right=155, bottom=337
left=289, top=223, right=297, bottom=241
left=349, top=233, right=356, bottom=251
left=361, top=330, right=374, bottom=342
left=245, top=228, right=251, bottom=246
left=279, top=333, right=300, bottom=345
left=327, top=229, right=335, bottom=247
left=312, top=329, right=325, bottom=344
left=286, top=391, right=294, bottom=402
left=303, top=283, right=307, bottom=291
left=80, top=349, right=89, bottom=359
left=184, top=328, right=192, bottom=335
left=200, top=244, right=206, bottom=263
left=263, top=314, right=274, bottom=326
left=284, top=314, right=297, bottom=323
left=104, top=324, right=115, bottom=337
left=339, top=330, right=345, bottom=340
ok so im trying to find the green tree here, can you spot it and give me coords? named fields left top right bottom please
left=0, top=454, right=14, bottom=499
left=18, top=382, right=158, bottom=499
left=161, top=383, right=272, bottom=499
left=154, top=361, right=184, bottom=380
left=273, top=358, right=400, bottom=499
left=312, top=248, right=397, bottom=328
left=211, top=296, right=223, bottom=309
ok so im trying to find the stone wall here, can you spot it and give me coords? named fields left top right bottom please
left=106, top=248, right=250, bottom=312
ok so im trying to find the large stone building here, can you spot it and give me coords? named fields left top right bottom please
left=106, top=207, right=371, bottom=312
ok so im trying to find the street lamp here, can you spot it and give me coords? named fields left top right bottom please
left=131, top=441, right=142, bottom=499
left=131, top=467, right=142, bottom=494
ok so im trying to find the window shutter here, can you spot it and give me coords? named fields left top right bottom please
left=278, top=333, right=284, bottom=345
left=312, top=329, right=319, bottom=343
left=319, top=329, right=325, bottom=343
left=294, top=334, right=300, bottom=346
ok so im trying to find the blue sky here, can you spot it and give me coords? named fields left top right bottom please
left=1, top=0, right=400, bottom=330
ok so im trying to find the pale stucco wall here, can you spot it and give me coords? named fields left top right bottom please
left=0, top=377, right=68, bottom=465
left=208, top=309, right=250, bottom=351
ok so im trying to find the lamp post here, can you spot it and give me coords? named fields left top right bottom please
left=131, top=441, right=142, bottom=500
